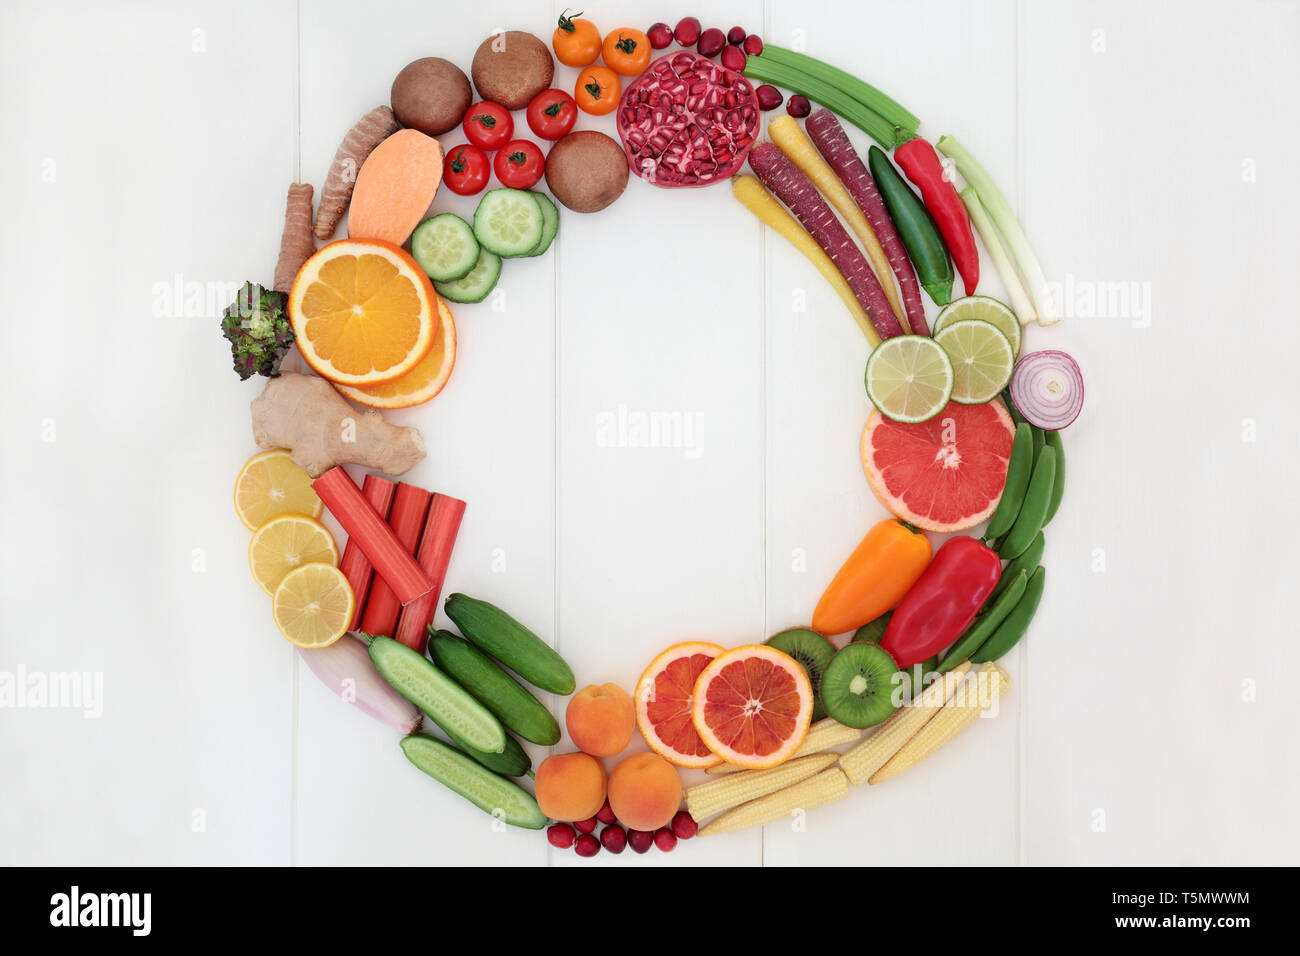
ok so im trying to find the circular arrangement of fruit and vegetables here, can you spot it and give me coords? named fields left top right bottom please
left=223, top=12, right=1083, bottom=855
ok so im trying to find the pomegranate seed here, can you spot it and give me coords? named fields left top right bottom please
left=673, top=16, right=701, bottom=46
left=627, top=829, right=654, bottom=854
left=547, top=823, right=575, bottom=849
left=574, top=816, right=598, bottom=834
left=727, top=26, right=747, bottom=45
left=574, top=833, right=600, bottom=857
left=756, top=84, right=783, bottom=110
left=600, top=825, right=628, bottom=853
left=720, top=45, right=746, bottom=72
left=596, top=800, right=617, bottom=825
left=654, top=827, right=678, bottom=852
left=697, top=27, right=726, bottom=57
left=647, top=22, right=673, bottom=49
left=743, top=34, right=764, bottom=56
left=671, top=811, right=698, bottom=839
left=787, top=94, right=811, bottom=118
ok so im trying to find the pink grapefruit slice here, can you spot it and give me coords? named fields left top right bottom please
left=636, top=642, right=725, bottom=768
left=691, top=645, right=813, bottom=770
left=861, top=398, right=1015, bottom=533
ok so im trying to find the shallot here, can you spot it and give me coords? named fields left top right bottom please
left=298, top=633, right=421, bottom=734
left=1008, top=350, right=1084, bottom=429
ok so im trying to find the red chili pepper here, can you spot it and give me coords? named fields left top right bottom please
left=893, top=135, right=979, bottom=297
left=880, top=536, right=1001, bottom=667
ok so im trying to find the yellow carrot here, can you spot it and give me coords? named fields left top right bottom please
left=767, top=115, right=906, bottom=330
left=732, top=174, right=879, bottom=347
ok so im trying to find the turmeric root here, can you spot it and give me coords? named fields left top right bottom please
left=273, top=183, right=315, bottom=293
left=314, top=106, right=402, bottom=240
left=250, top=372, right=425, bottom=477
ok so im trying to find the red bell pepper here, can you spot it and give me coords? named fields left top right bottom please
left=893, top=135, right=980, bottom=297
left=881, top=536, right=1001, bottom=667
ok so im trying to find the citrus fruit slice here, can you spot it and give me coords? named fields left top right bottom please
left=233, top=449, right=323, bottom=531
left=635, top=642, right=726, bottom=768
left=933, top=295, right=1021, bottom=357
left=333, top=297, right=457, bottom=409
left=248, top=514, right=339, bottom=596
left=933, top=319, right=1015, bottom=404
left=864, top=334, right=954, bottom=423
left=691, top=645, right=814, bottom=770
left=272, top=563, right=354, bottom=648
left=288, top=239, right=437, bottom=387
left=861, top=399, right=1016, bottom=533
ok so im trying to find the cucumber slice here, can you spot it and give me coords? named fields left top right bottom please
left=369, top=636, right=506, bottom=754
left=433, top=248, right=501, bottom=304
left=411, top=213, right=480, bottom=282
left=400, top=734, right=547, bottom=829
left=473, top=188, right=544, bottom=257
left=525, top=192, right=559, bottom=257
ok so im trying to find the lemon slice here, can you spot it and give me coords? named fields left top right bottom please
left=248, top=514, right=338, bottom=596
left=272, top=563, right=354, bottom=648
left=934, top=319, right=1016, bottom=404
left=234, top=449, right=323, bottom=531
left=933, top=295, right=1022, bottom=357
left=864, top=335, right=954, bottom=423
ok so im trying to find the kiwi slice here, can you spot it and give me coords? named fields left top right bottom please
left=821, top=642, right=899, bottom=729
left=765, top=627, right=835, bottom=721
left=851, top=612, right=892, bottom=644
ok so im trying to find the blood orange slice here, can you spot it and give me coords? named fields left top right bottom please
left=691, top=645, right=813, bottom=770
left=635, top=642, right=725, bottom=769
left=861, top=398, right=1015, bottom=533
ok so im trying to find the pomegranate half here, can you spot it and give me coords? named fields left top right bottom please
left=616, top=51, right=760, bottom=188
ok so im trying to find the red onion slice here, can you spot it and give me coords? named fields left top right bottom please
left=1009, top=349, right=1084, bottom=430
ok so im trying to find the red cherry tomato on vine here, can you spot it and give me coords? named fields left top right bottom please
left=526, top=89, right=578, bottom=141
left=493, top=140, right=546, bottom=189
left=462, top=102, right=513, bottom=151
left=443, top=144, right=491, bottom=195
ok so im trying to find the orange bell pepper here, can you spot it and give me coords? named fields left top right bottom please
left=812, top=519, right=932, bottom=636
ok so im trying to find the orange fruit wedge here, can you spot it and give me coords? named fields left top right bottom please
left=691, top=645, right=813, bottom=770
left=635, top=642, right=726, bottom=769
left=288, top=239, right=437, bottom=387
left=333, top=296, right=457, bottom=409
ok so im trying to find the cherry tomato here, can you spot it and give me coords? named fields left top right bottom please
left=601, top=28, right=651, bottom=76
left=462, top=102, right=513, bottom=151
left=552, top=9, right=601, bottom=67
left=574, top=65, right=621, bottom=116
left=526, top=89, right=578, bottom=141
left=493, top=140, right=546, bottom=189
left=443, top=143, right=491, bottom=196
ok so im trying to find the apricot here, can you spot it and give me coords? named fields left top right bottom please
left=607, top=752, right=682, bottom=831
left=565, top=683, right=635, bottom=757
left=535, top=752, right=607, bottom=822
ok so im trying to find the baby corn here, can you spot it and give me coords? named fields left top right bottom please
left=699, top=767, right=850, bottom=837
left=705, top=717, right=862, bottom=775
left=686, top=752, right=839, bottom=822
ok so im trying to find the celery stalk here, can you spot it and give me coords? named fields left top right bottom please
left=959, top=187, right=1037, bottom=324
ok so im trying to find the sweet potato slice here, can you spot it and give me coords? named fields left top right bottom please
left=347, top=129, right=444, bottom=246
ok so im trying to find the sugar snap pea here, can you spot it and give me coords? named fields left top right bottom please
left=998, top=446, right=1055, bottom=559
left=984, top=422, right=1033, bottom=542
left=1031, top=423, right=1045, bottom=463
left=1042, top=430, right=1065, bottom=525
left=971, top=565, right=1045, bottom=663
left=937, top=569, right=1027, bottom=672
left=992, top=530, right=1044, bottom=601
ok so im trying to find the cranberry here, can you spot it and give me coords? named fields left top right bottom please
left=743, top=34, right=764, bottom=56
left=600, top=825, right=628, bottom=854
left=720, top=45, right=746, bottom=72
left=756, top=84, right=783, bottom=111
left=727, top=26, right=747, bottom=45
left=574, top=833, right=600, bottom=857
left=627, top=829, right=654, bottom=854
left=673, top=17, right=701, bottom=46
left=697, top=27, right=726, bottom=58
left=671, top=810, right=698, bottom=839
left=574, top=816, right=598, bottom=834
left=653, top=827, right=678, bottom=852
left=596, top=800, right=617, bottom=825
left=547, top=823, right=575, bottom=849
left=786, top=94, right=811, bottom=118
left=647, top=22, right=673, bottom=49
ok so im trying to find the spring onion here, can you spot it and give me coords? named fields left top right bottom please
left=959, top=186, right=1037, bottom=323
left=743, top=55, right=899, bottom=148
left=755, top=45, right=921, bottom=132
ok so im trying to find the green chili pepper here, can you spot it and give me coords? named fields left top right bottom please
left=971, top=566, right=1045, bottom=663
left=998, top=446, right=1055, bottom=559
left=1042, top=430, right=1065, bottom=525
left=867, top=145, right=953, bottom=306
left=984, top=422, right=1033, bottom=542
left=937, top=569, right=1028, bottom=672
left=851, top=611, right=892, bottom=644
left=993, top=530, right=1044, bottom=601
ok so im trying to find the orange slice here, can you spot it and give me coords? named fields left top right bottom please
left=333, top=296, right=457, bottom=408
left=691, top=645, right=813, bottom=770
left=635, top=642, right=726, bottom=769
left=288, top=239, right=436, bottom=387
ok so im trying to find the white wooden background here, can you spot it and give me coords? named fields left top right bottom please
left=2, top=0, right=1297, bottom=866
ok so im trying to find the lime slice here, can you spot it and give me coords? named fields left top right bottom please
left=865, top=335, right=954, bottom=423
left=933, top=319, right=1015, bottom=404
left=933, top=295, right=1022, bottom=357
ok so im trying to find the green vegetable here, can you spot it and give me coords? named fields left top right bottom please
left=938, top=569, right=1028, bottom=672
left=410, top=213, right=480, bottom=282
left=473, top=188, right=545, bottom=257
left=851, top=611, right=892, bottom=644
left=434, top=248, right=501, bottom=304
left=867, top=146, right=953, bottom=306
left=444, top=594, right=576, bottom=695
left=428, top=630, right=562, bottom=745
left=992, top=530, right=1044, bottom=601
left=998, top=447, right=1056, bottom=560
left=525, top=191, right=560, bottom=257
left=456, top=732, right=532, bottom=778
left=400, top=734, right=547, bottom=829
left=743, top=55, right=899, bottom=148
left=220, top=281, right=292, bottom=380
left=752, top=46, right=920, bottom=132
left=1031, top=423, right=1046, bottom=463
left=984, top=423, right=1033, bottom=542
left=971, top=566, right=1045, bottom=663
left=1043, top=430, right=1065, bottom=525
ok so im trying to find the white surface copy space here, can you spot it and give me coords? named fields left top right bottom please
left=1, top=0, right=1296, bottom=866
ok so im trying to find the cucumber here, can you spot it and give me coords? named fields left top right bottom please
left=444, top=593, right=575, bottom=695
left=410, top=213, right=480, bottom=282
left=368, top=635, right=506, bottom=754
left=455, top=730, right=532, bottom=778
left=400, top=734, right=546, bottom=829
left=429, top=630, right=562, bottom=745
left=473, top=188, right=544, bottom=257
left=434, top=248, right=501, bottom=304
left=525, top=192, right=559, bottom=257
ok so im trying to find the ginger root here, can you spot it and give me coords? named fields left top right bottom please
left=250, top=372, right=425, bottom=477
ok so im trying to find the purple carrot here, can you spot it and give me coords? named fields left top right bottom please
left=805, top=109, right=929, bottom=335
left=748, top=143, right=904, bottom=340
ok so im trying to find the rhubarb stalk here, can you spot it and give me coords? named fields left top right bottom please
left=338, top=475, right=397, bottom=629
left=360, top=483, right=432, bottom=639
left=395, top=494, right=467, bottom=653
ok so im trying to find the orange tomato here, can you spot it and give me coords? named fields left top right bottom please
left=552, top=10, right=601, bottom=67
left=811, top=519, right=933, bottom=636
left=601, top=28, right=651, bottom=76
left=574, top=66, right=621, bottom=115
